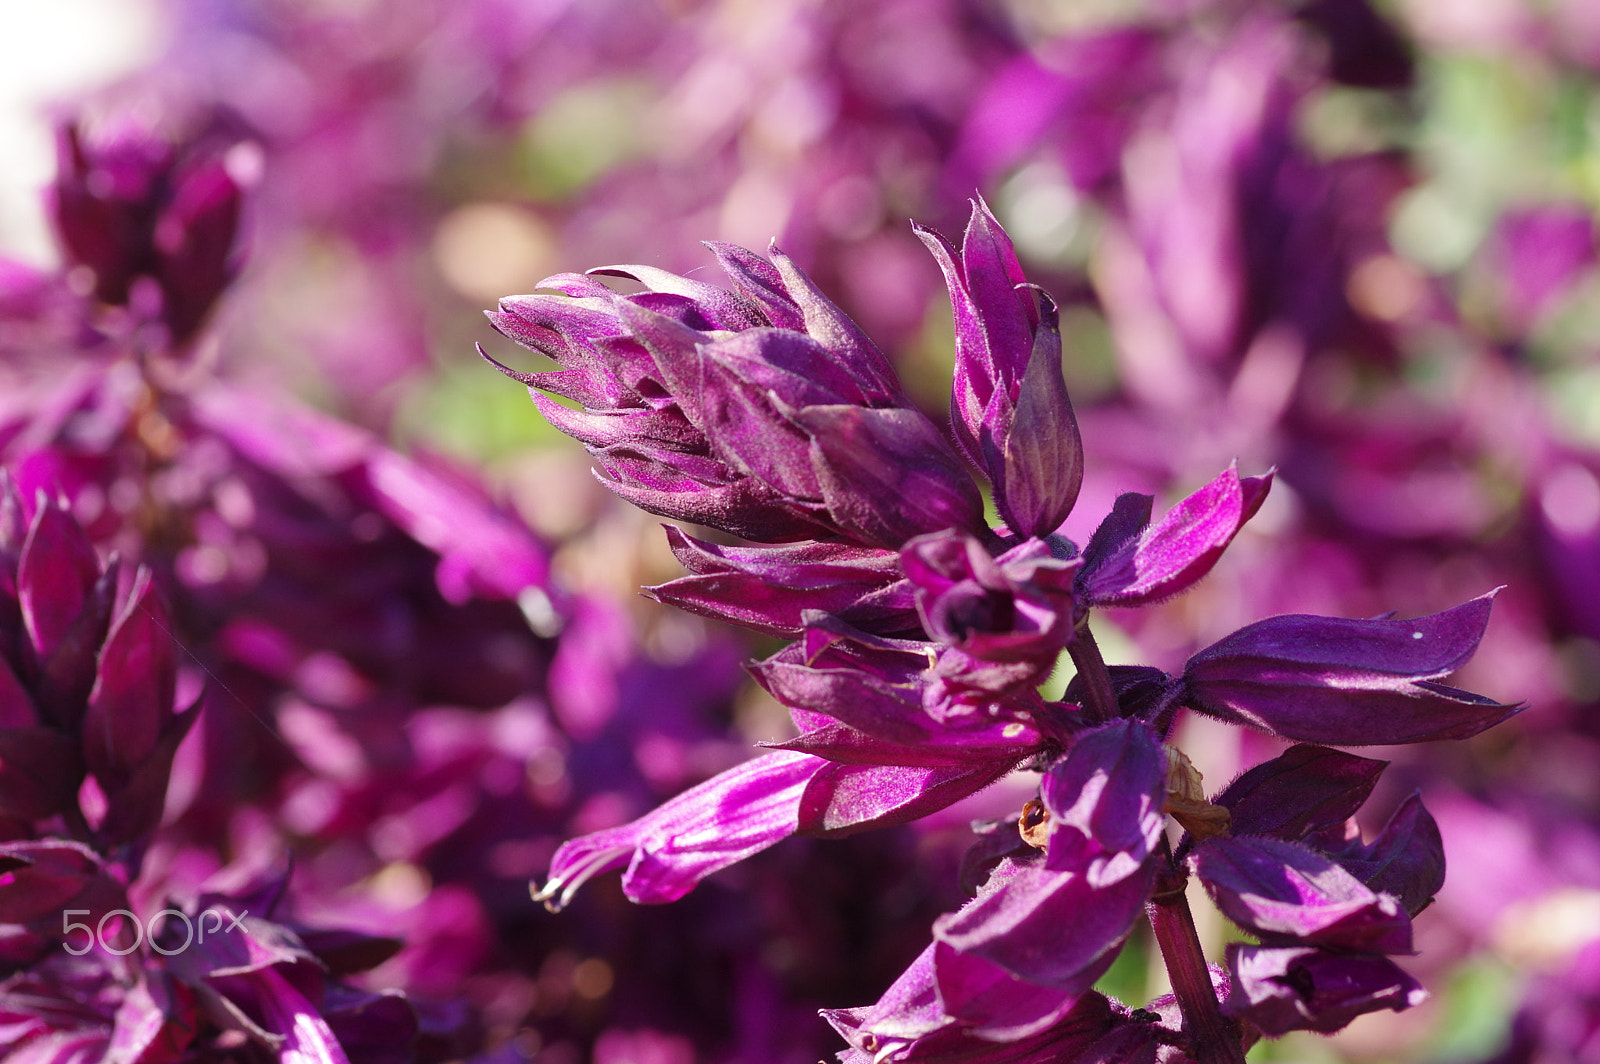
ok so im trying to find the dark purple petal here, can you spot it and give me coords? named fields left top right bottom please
left=49, top=122, right=167, bottom=305
left=94, top=697, right=200, bottom=846
left=701, top=241, right=805, bottom=331
left=82, top=568, right=176, bottom=783
left=768, top=246, right=903, bottom=405
left=930, top=723, right=1164, bottom=991
left=209, top=966, right=351, bottom=1064
left=789, top=404, right=985, bottom=548
left=32, top=561, right=118, bottom=732
left=824, top=944, right=1122, bottom=1061
left=0, top=840, right=124, bottom=926
left=1212, top=745, right=1387, bottom=842
left=1063, top=665, right=1176, bottom=724
left=151, top=156, right=242, bottom=344
left=320, top=986, right=419, bottom=1061
left=107, top=974, right=195, bottom=1064
left=1225, top=945, right=1425, bottom=1035
left=1182, top=591, right=1521, bottom=744
left=649, top=526, right=914, bottom=636
left=797, top=759, right=1019, bottom=836
left=989, top=296, right=1083, bottom=538
left=930, top=938, right=1090, bottom=1041
left=1079, top=493, right=1153, bottom=576
left=765, top=717, right=1039, bottom=769
left=17, top=498, right=101, bottom=669
left=1316, top=793, right=1444, bottom=916
left=1191, top=835, right=1412, bottom=953
left=534, top=751, right=823, bottom=910
left=296, top=929, right=405, bottom=977
left=0, top=728, right=82, bottom=821
left=525, top=391, right=701, bottom=451
left=917, top=202, right=1083, bottom=536
left=820, top=943, right=948, bottom=1052
left=933, top=853, right=1153, bottom=993
left=750, top=636, right=939, bottom=746
left=1079, top=464, right=1272, bottom=608
left=593, top=442, right=828, bottom=542
left=614, top=299, right=719, bottom=431
left=1038, top=719, right=1167, bottom=875
left=902, top=531, right=1078, bottom=666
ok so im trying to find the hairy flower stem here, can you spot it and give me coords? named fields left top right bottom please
left=1068, top=620, right=1120, bottom=723
left=1148, top=841, right=1246, bottom=1064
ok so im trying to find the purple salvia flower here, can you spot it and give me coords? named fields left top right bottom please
left=902, top=530, right=1080, bottom=707
left=1077, top=464, right=1273, bottom=608
left=487, top=245, right=982, bottom=548
left=489, top=202, right=1520, bottom=1060
left=917, top=200, right=1084, bottom=539
left=50, top=120, right=244, bottom=346
left=533, top=751, right=823, bottom=910
left=1182, top=591, right=1521, bottom=744
left=1224, top=945, right=1425, bottom=1036
left=823, top=942, right=1127, bottom=1063
left=931, top=722, right=1164, bottom=992
left=903, top=531, right=1078, bottom=664
left=536, top=746, right=1024, bottom=911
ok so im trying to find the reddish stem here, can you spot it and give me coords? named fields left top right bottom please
left=1068, top=620, right=1120, bottom=723
left=1147, top=847, right=1246, bottom=1064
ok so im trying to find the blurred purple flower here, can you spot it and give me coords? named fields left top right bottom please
left=50, top=118, right=245, bottom=347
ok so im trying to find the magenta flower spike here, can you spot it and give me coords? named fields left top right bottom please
left=49, top=119, right=244, bottom=345
left=489, top=204, right=1516, bottom=1062
left=486, top=243, right=983, bottom=548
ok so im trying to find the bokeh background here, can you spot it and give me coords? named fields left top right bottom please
left=3, top=0, right=1599, bottom=1061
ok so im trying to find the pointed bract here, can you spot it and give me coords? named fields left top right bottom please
left=1191, top=835, right=1412, bottom=953
left=1314, top=792, right=1444, bottom=916
left=1078, top=464, right=1272, bottom=608
left=1210, top=744, right=1387, bottom=843
left=1182, top=591, right=1522, bottom=744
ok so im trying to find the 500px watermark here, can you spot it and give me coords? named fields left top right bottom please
left=62, top=908, right=247, bottom=956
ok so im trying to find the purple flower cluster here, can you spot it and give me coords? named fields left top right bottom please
left=491, top=203, right=1519, bottom=1060
left=0, top=479, right=426, bottom=1061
